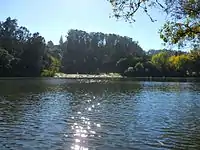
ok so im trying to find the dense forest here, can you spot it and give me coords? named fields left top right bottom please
left=0, top=17, right=199, bottom=77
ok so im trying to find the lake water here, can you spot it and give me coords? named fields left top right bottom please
left=0, top=78, right=200, bottom=150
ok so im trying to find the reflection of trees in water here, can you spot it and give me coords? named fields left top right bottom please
left=0, top=79, right=67, bottom=126
left=0, top=79, right=50, bottom=97
left=66, top=80, right=142, bottom=95
left=65, top=81, right=142, bottom=107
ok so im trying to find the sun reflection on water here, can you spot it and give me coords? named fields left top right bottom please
left=71, top=144, right=88, bottom=150
left=69, top=96, right=102, bottom=150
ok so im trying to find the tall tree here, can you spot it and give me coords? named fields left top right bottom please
left=59, top=36, right=64, bottom=45
left=61, top=29, right=144, bottom=74
left=0, top=17, right=46, bottom=77
left=151, top=51, right=170, bottom=75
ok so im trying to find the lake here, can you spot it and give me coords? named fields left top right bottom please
left=0, top=78, right=200, bottom=150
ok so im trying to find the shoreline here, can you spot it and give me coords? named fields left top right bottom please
left=52, top=73, right=200, bottom=82
left=53, top=73, right=123, bottom=79
left=0, top=74, right=200, bottom=82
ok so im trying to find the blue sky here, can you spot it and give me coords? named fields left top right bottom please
left=0, top=0, right=167, bottom=51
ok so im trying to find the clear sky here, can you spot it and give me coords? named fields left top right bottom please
left=0, top=0, right=167, bottom=51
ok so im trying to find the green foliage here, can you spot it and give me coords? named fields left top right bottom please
left=108, top=0, right=200, bottom=48
left=0, top=48, right=14, bottom=76
left=148, top=49, right=200, bottom=77
left=188, top=50, right=200, bottom=76
left=151, top=51, right=170, bottom=71
left=49, top=56, right=61, bottom=73
left=169, top=54, right=190, bottom=70
left=0, top=17, right=199, bottom=78
left=59, top=36, right=64, bottom=45
left=134, top=62, right=144, bottom=72
left=168, top=54, right=191, bottom=76
left=0, top=17, right=46, bottom=77
left=160, top=21, right=200, bottom=48
left=41, top=69, right=55, bottom=77
left=0, top=48, right=13, bottom=68
left=0, top=17, right=64, bottom=77
left=61, top=29, right=144, bottom=74
left=41, top=55, right=61, bottom=77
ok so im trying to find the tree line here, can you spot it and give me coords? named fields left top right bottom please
left=0, top=17, right=199, bottom=77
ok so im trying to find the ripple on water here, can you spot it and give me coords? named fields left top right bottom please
left=0, top=80, right=200, bottom=150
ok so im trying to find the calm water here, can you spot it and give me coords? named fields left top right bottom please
left=0, top=78, right=200, bottom=150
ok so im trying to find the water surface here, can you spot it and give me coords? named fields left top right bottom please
left=0, top=78, right=200, bottom=150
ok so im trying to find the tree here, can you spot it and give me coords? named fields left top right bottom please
left=47, top=41, right=54, bottom=48
left=168, top=54, right=191, bottom=76
left=41, top=55, right=61, bottom=77
left=108, top=0, right=200, bottom=48
left=151, top=51, right=170, bottom=75
left=59, top=36, right=64, bottom=45
left=61, top=29, right=144, bottom=74
left=188, top=49, right=200, bottom=76
left=0, top=17, right=31, bottom=56
left=0, top=48, right=14, bottom=76
left=19, top=32, right=46, bottom=76
left=160, top=0, right=200, bottom=48
left=0, top=17, right=47, bottom=76
left=1, top=17, right=200, bottom=77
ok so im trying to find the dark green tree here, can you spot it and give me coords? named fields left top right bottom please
left=61, top=29, right=144, bottom=74
left=0, top=17, right=46, bottom=77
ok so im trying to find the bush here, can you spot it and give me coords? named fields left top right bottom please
left=41, top=69, right=55, bottom=77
